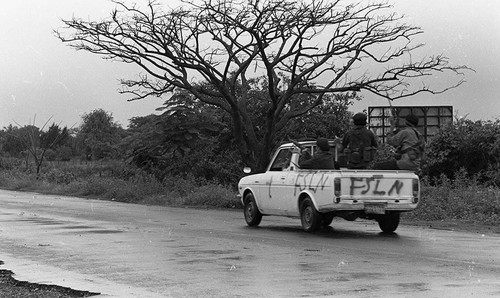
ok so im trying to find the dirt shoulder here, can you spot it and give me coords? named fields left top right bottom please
left=0, top=265, right=99, bottom=297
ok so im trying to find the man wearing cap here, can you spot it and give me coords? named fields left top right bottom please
left=341, top=112, right=378, bottom=169
left=374, top=114, right=425, bottom=172
left=299, top=138, right=336, bottom=169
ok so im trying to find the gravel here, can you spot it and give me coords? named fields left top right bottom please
left=0, top=264, right=99, bottom=298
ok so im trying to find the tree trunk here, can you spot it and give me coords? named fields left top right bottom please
left=231, top=108, right=255, bottom=168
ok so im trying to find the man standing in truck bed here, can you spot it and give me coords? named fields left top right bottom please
left=341, top=112, right=378, bottom=169
left=374, top=114, right=425, bottom=172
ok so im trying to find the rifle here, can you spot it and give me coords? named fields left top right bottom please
left=387, top=98, right=398, bottom=129
left=289, top=138, right=305, bottom=152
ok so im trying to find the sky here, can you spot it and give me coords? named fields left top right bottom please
left=1, top=0, right=499, bottom=129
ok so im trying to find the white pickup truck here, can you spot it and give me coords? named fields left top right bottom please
left=238, top=140, right=420, bottom=232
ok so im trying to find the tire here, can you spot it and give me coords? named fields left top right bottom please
left=300, top=197, right=321, bottom=232
left=321, top=213, right=334, bottom=227
left=243, top=193, right=262, bottom=227
left=378, top=212, right=400, bottom=233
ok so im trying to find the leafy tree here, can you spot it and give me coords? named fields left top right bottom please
left=124, top=90, right=225, bottom=167
left=125, top=85, right=356, bottom=184
left=278, top=92, right=356, bottom=142
left=123, top=90, right=239, bottom=183
left=0, top=125, right=27, bottom=157
left=122, top=114, right=163, bottom=170
left=424, top=118, right=500, bottom=185
left=56, top=146, right=74, bottom=161
left=40, top=124, right=69, bottom=150
left=39, top=123, right=71, bottom=163
left=0, top=119, right=70, bottom=174
left=77, top=109, right=124, bottom=160
left=57, top=0, right=470, bottom=170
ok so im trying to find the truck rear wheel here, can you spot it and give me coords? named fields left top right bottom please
left=244, top=193, right=262, bottom=226
left=300, top=197, right=321, bottom=232
left=378, top=212, right=400, bottom=233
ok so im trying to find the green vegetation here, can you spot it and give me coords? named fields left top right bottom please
left=405, top=170, right=500, bottom=225
left=424, top=118, right=500, bottom=186
left=0, top=158, right=242, bottom=209
left=0, top=157, right=498, bottom=227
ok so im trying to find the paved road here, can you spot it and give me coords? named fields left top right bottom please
left=0, top=190, right=499, bottom=297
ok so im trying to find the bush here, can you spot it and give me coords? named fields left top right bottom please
left=40, top=168, right=77, bottom=184
left=0, top=157, right=25, bottom=171
left=57, top=146, right=73, bottom=161
left=405, top=170, right=500, bottom=225
left=370, top=143, right=398, bottom=168
left=423, top=118, right=500, bottom=185
left=0, top=170, right=36, bottom=190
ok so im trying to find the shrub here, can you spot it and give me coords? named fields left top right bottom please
left=0, top=157, right=24, bottom=171
left=370, top=143, right=398, bottom=168
left=424, top=118, right=500, bottom=185
left=40, top=168, right=77, bottom=184
left=405, top=170, right=500, bottom=225
left=0, top=171, right=36, bottom=190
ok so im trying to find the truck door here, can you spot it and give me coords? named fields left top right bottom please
left=261, top=148, right=293, bottom=215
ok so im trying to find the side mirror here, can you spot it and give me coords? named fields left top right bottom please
left=243, top=167, right=252, bottom=174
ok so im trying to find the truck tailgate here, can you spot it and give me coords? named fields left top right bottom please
left=320, top=170, right=420, bottom=213
left=339, top=170, right=416, bottom=198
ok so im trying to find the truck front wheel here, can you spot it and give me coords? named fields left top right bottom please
left=378, top=212, right=400, bottom=233
left=300, top=197, right=321, bottom=232
left=244, top=193, right=262, bottom=227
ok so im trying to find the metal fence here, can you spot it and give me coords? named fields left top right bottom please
left=368, top=106, right=453, bottom=143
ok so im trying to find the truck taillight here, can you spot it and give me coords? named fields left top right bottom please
left=334, top=178, right=341, bottom=198
left=412, top=179, right=419, bottom=203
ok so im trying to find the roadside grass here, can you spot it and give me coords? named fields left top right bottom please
left=404, top=170, right=500, bottom=225
left=0, top=158, right=499, bottom=226
left=0, top=158, right=242, bottom=209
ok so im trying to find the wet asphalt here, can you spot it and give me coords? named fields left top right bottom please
left=0, top=190, right=500, bottom=297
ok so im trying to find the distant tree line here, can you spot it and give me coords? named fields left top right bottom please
left=1, top=93, right=499, bottom=188
left=0, top=88, right=353, bottom=185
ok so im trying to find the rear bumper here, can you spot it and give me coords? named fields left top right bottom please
left=318, top=200, right=418, bottom=213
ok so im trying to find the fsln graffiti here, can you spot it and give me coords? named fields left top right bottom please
left=388, top=180, right=404, bottom=196
left=266, top=176, right=273, bottom=199
left=294, top=172, right=330, bottom=195
left=349, top=176, right=404, bottom=196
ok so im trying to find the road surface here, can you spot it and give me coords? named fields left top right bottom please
left=0, top=189, right=499, bottom=297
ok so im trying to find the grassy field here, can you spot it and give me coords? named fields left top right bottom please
left=0, top=158, right=499, bottom=228
left=0, top=158, right=242, bottom=209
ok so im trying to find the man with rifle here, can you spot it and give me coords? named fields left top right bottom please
left=374, top=114, right=426, bottom=172
left=340, top=112, right=378, bottom=169
left=293, top=138, right=336, bottom=170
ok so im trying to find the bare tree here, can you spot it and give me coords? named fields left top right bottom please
left=55, top=0, right=470, bottom=170
left=13, top=116, right=69, bottom=174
